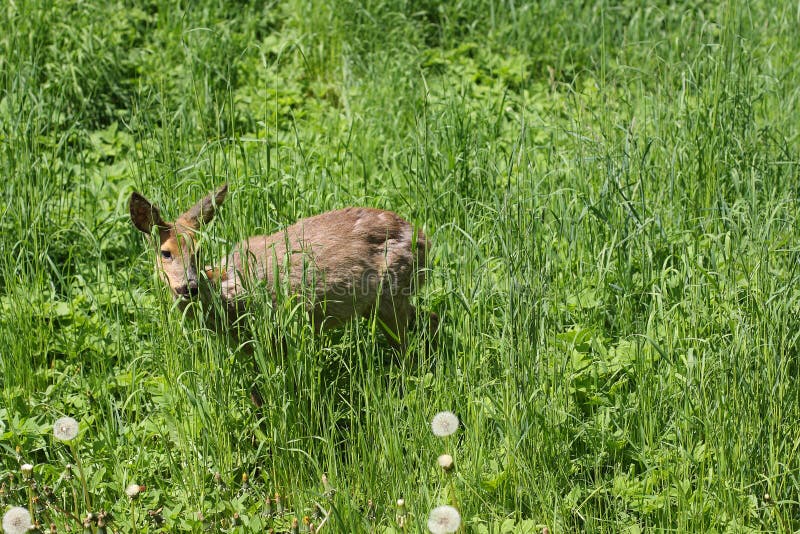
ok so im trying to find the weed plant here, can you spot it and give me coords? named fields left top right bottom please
left=1, top=0, right=799, bottom=531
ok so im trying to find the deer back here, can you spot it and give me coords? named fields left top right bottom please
left=214, top=208, right=428, bottom=326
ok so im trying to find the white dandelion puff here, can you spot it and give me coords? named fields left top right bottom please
left=437, top=454, right=454, bottom=472
left=427, top=505, right=461, bottom=534
left=53, top=417, right=79, bottom=442
left=125, top=483, right=142, bottom=498
left=20, top=464, right=34, bottom=477
left=396, top=498, right=407, bottom=528
left=2, top=506, right=33, bottom=534
left=431, top=411, right=459, bottom=438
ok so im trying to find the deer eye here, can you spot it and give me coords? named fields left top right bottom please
left=161, top=250, right=172, bottom=260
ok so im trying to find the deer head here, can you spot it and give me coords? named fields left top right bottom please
left=129, top=184, right=227, bottom=300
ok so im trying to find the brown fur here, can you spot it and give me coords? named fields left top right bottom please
left=130, top=184, right=434, bottom=351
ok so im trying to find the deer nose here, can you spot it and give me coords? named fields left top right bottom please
left=176, top=284, right=199, bottom=298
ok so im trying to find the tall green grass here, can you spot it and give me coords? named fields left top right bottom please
left=2, top=0, right=799, bottom=531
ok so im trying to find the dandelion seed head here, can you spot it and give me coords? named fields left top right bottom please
left=125, top=483, right=141, bottom=498
left=431, top=411, right=459, bottom=438
left=53, top=416, right=79, bottom=442
left=427, top=505, right=461, bottom=534
left=437, top=454, right=454, bottom=472
left=2, top=506, right=33, bottom=534
left=20, top=464, right=33, bottom=477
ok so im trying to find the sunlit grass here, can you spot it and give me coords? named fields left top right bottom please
left=1, top=0, right=799, bottom=531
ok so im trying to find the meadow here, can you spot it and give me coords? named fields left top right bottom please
left=2, top=0, right=800, bottom=532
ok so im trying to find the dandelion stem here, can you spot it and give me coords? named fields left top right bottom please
left=446, top=468, right=461, bottom=532
left=71, top=443, right=92, bottom=514
left=70, top=480, right=80, bottom=524
left=131, top=498, right=138, bottom=534
left=26, top=481, right=34, bottom=520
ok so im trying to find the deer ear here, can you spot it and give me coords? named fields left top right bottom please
left=178, top=183, right=228, bottom=229
left=130, top=192, right=168, bottom=234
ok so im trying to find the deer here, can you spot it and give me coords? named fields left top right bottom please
left=129, top=184, right=437, bottom=363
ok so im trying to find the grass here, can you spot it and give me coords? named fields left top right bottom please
left=1, top=0, right=800, bottom=531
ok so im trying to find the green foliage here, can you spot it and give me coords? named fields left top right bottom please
left=2, top=0, right=800, bottom=531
